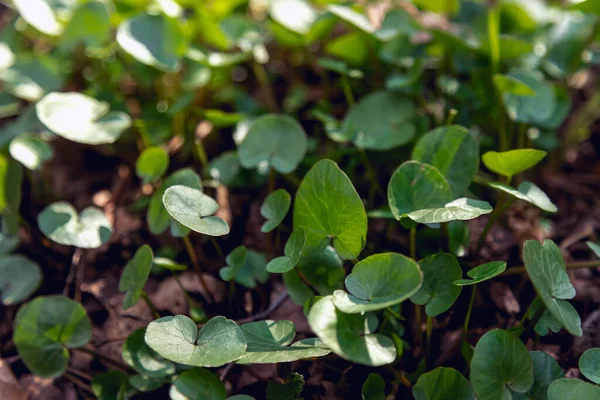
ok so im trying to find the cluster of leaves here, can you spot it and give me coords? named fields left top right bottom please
left=2, top=0, right=600, bottom=399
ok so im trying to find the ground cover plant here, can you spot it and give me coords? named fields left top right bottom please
left=2, top=0, right=600, bottom=399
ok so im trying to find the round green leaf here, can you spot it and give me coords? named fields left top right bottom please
left=162, top=185, right=229, bottom=236
left=516, top=351, right=564, bottom=400
left=92, top=371, right=133, bottom=400
left=266, top=230, right=306, bottom=273
left=454, top=261, right=506, bottom=286
left=122, top=328, right=175, bottom=377
left=325, top=32, right=368, bottom=65
left=38, top=201, right=112, bottom=249
left=523, top=240, right=582, bottom=336
left=261, top=189, right=291, bottom=233
left=119, top=245, right=154, bottom=310
left=219, top=246, right=248, bottom=281
left=222, top=248, right=268, bottom=289
left=413, top=367, right=474, bottom=400
left=307, top=295, right=396, bottom=366
left=341, top=91, right=416, bottom=151
left=145, top=315, right=247, bottom=367
left=236, top=320, right=330, bottom=364
left=60, top=1, right=111, bottom=50
left=412, top=125, right=479, bottom=197
left=12, top=0, right=67, bottom=36
left=332, top=252, right=423, bottom=314
left=362, top=373, right=385, bottom=400
left=502, top=73, right=556, bottom=126
left=269, top=0, right=317, bottom=35
left=548, top=378, right=600, bottom=400
left=482, top=149, right=547, bottom=178
left=410, top=253, right=462, bottom=317
left=388, top=161, right=453, bottom=220
left=0, top=56, right=63, bottom=101
left=36, top=92, right=131, bottom=145
left=136, top=146, right=169, bottom=183
left=489, top=181, right=557, bottom=213
left=9, top=135, right=53, bottom=171
left=284, top=246, right=344, bottom=305
left=294, top=159, right=367, bottom=259
left=0, top=255, right=42, bottom=305
left=406, top=198, right=493, bottom=224
left=208, top=151, right=241, bottom=186
left=470, top=329, right=534, bottom=400
left=14, top=295, right=92, bottom=377
left=117, top=13, right=188, bottom=71
left=170, top=368, right=226, bottom=400
left=238, top=114, right=308, bottom=174
left=579, top=348, right=600, bottom=384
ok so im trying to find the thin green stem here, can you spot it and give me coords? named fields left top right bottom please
left=209, top=237, right=224, bottom=262
left=462, top=284, right=477, bottom=343
left=141, top=291, right=160, bottom=319
left=410, top=227, right=417, bottom=260
left=340, top=75, right=355, bottom=107
left=359, top=150, right=384, bottom=205
left=426, top=316, right=433, bottom=363
left=252, top=61, right=279, bottom=112
left=193, top=138, right=209, bottom=169
left=517, top=123, right=527, bottom=149
left=445, top=109, right=458, bottom=125
left=504, top=260, right=600, bottom=276
left=182, top=236, right=215, bottom=304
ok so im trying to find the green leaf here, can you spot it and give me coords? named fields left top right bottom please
left=413, top=0, right=459, bottom=14
left=269, top=0, right=317, bottom=35
left=228, top=249, right=269, bottom=289
left=12, top=0, right=66, bottom=36
left=238, top=114, right=307, bottom=174
left=388, top=161, right=453, bottom=220
left=122, top=328, right=175, bottom=377
left=587, top=241, right=600, bottom=258
left=412, top=125, right=479, bottom=197
left=413, top=367, right=474, bottom=400
left=0, top=255, right=42, bottom=306
left=0, top=156, right=22, bottom=234
left=145, top=315, right=247, bottom=367
left=482, top=149, right=547, bottom=178
left=38, top=201, right=112, bottom=249
left=129, top=375, right=166, bottom=393
left=385, top=59, right=424, bottom=89
left=579, top=348, right=600, bottom=384
left=14, top=296, right=92, bottom=377
left=294, top=159, right=367, bottom=259
left=515, top=351, right=564, bottom=400
left=117, top=13, right=188, bottom=71
left=261, top=189, right=291, bottom=233
left=333, top=252, right=423, bottom=314
left=406, top=198, right=493, bottom=224
left=307, top=295, right=397, bottom=366
left=454, top=261, right=507, bottom=286
left=0, top=56, right=63, bottom=101
left=9, top=135, right=53, bottom=171
left=236, top=320, right=330, bottom=364
left=362, top=373, right=385, bottom=400
left=284, top=245, right=344, bottom=305
left=470, top=329, right=534, bottom=400
left=502, top=73, right=556, bottom=126
left=266, top=372, right=304, bottom=400
left=136, top=146, right=169, bottom=183
left=449, top=221, right=470, bottom=257
left=489, top=181, right=557, bottom=213
left=325, top=32, right=368, bottom=65
left=341, top=91, right=416, bottom=150
left=60, top=1, right=111, bottom=51
left=548, top=378, right=600, bottom=400
left=170, top=368, right=226, bottom=400
left=36, top=92, right=131, bottom=145
left=266, top=230, right=306, bottom=273
left=523, top=240, right=582, bottom=336
left=0, top=231, right=19, bottom=255
left=569, top=0, right=600, bottom=14
left=208, top=151, right=241, bottom=186
left=153, top=257, right=187, bottom=271
left=119, top=245, right=154, bottom=310
left=327, top=5, right=374, bottom=34
left=219, top=246, right=248, bottom=281
left=92, top=371, right=132, bottom=400
left=410, top=253, right=462, bottom=317
left=493, top=74, right=535, bottom=96
left=318, top=57, right=363, bottom=78
left=163, top=185, right=229, bottom=236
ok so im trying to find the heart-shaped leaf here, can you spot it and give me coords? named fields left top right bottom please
left=332, top=252, right=423, bottom=313
left=169, top=368, right=226, bottom=400
left=14, top=296, right=92, bottom=377
left=261, top=189, right=291, bottom=233
left=341, top=91, right=416, bottom=150
left=454, top=261, right=507, bottom=286
left=284, top=245, right=344, bottom=305
left=145, top=315, right=247, bottom=367
left=413, top=367, right=474, bottom=400
left=482, top=149, right=547, bottom=179
left=238, top=114, right=308, bottom=174
left=501, top=72, right=556, bottom=126
left=307, top=295, right=396, bottom=366
left=267, top=230, right=306, bottom=273
left=548, top=378, right=600, bottom=400
left=388, top=161, right=453, bottom=221
left=406, top=198, right=493, bottom=224
left=119, top=245, right=154, bottom=310
left=0, top=255, right=42, bottom=306
left=9, top=135, right=53, bottom=171
left=0, top=56, right=63, bottom=101
left=219, top=246, right=248, bottom=282
left=470, top=329, right=534, bottom=400
left=38, top=201, right=112, bottom=249
left=362, top=373, right=385, bottom=400
left=513, top=351, right=564, bottom=400
left=236, top=320, right=330, bottom=364
left=412, top=125, right=479, bottom=197
left=122, top=328, right=175, bottom=377
left=36, top=92, right=131, bottom=145
left=136, top=146, right=169, bottom=183
left=117, top=13, right=188, bottom=71
left=222, top=248, right=269, bottom=289
left=523, top=240, right=582, bottom=336
left=60, top=1, right=111, bottom=51
left=266, top=372, right=305, bottom=400
left=489, top=181, right=557, bottom=213
left=162, top=185, right=229, bottom=237
left=12, top=0, right=68, bottom=36
left=410, top=253, right=462, bottom=317
left=294, top=159, right=367, bottom=259
left=579, top=348, right=600, bottom=384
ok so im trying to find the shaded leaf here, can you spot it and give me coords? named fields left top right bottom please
left=170, top=368, right=226, bottom=400
left=413, top=367, right=474, bottom=400
left=0, top=56, right=63, bottom=101
left=362, top=373, right=385, bottom=400
left=579, top=348, right=600, bottom=384
left=489, top=181, right=557, bottom=213
left=0, top=255, right=42, bottom=306
left=122, top=328, right=175, bottom=377
left=261, top=189, right=291, bottom=233
left=92, top=371, right=132, bottom=400
left=266, top=372, right=304, bottom=400
left=454, top=261, right=507, bottom=286
left=411, top=253, right=462, bottom=317
left=219, top=246, right=248, bottom=281
left=119, top=245, right=154, bottom=310
left=548, top=378, right=600, bottom=400
left=136, top=147, right=169, bottom=183
left=267, top=230, right=306, bottom=273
